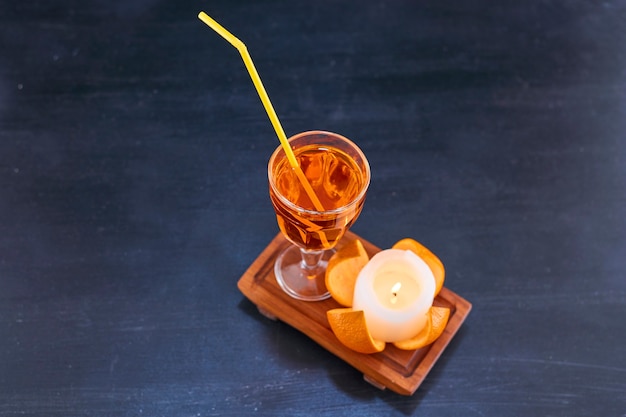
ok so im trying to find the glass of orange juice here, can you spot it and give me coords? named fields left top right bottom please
left=268, top=131, right=370, bottom=301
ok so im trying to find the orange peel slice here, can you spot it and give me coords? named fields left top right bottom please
left=327, top=308, right=386, bottom=354
left=325, top=239, right=370, bottom=307
left=392, top=238, right=445, bottom=297
left=393, top=306, right=450, bottom=350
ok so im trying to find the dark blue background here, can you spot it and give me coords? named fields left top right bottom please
left=1, top=1, right=625, bottom=415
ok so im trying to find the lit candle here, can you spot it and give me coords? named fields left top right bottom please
left=352, top=249, right=436, bottom=342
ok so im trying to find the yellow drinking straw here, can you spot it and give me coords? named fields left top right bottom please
left=198, top=12, right=325, bottom=212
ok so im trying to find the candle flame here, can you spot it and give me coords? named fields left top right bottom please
left=390, top=282, right=402, bottom=305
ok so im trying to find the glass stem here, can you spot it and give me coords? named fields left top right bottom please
left=299, top=248, right=324, bottom=270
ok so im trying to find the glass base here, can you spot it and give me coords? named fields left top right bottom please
left=274, top=245, right=335, bottom=301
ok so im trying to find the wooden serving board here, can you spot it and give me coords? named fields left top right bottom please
left=237, top=231, right=472, bottom=396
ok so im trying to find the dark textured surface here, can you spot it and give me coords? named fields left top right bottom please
left=1, top=1, right=625, bottom=416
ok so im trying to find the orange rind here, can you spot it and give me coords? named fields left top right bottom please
left=327, top=308, right=386, bottom=354
left=392, top=306, right=450, bottom=350
left=325, top=239, right=370, bottom=307
left=392, top=238, right=445, bottom=297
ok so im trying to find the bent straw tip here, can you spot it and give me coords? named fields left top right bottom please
left=197, top=11, right=245, bottom=51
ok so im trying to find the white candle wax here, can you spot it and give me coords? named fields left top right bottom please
left=352, top=249, right=436, bottom=342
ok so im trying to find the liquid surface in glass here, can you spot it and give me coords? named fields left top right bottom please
left=270, top=144, right=367, bottom=250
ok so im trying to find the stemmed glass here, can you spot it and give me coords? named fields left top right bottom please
left=268, top=131, right=370, bottom=301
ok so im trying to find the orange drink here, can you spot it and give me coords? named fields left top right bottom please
left=268, top=131, right=370, bottom=301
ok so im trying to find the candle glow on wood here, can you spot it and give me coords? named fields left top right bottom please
left=353, top=249, right=436, bottom=342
